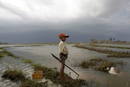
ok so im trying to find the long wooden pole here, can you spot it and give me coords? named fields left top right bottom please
left=51, top=53, right=79, bottom=79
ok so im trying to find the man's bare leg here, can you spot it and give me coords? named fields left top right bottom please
left=60, top=60, right=65, bottom=80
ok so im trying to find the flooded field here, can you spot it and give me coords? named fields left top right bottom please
left=7, top=43, right=130, bottom=87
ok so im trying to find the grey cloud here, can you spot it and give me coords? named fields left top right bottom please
left=0, top=0, right=130, bottom=43
left=0, top=18, right=129, bottom=43
left=98, top=0, right=130, bottom=17
left=0, top=1, right=28, bottom=19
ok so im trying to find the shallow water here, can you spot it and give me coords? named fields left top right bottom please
left=9, top=44, right=130, bottom=87
left=0, top=56, right=34, bottom=87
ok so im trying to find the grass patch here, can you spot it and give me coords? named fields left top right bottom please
left=2, top=49, right=18, bottom=58
left=32, top=64, right=88, bottom=87
left=90, top=44, right=130, bottom=49
left=0, top=53, right=5, bottom=58
left=32, top=64, right=59, bottom=81
left=79, top=58, right=123, bottom=72
left=20, top=79, right=48, bottom=87
left=0, top=48, right=18, bottom=59
left=0, top=47, right=4, bottom=49
left=108, top=52, right=130, bottom=58
left=2, top=70, right=48, bottom=87
left=80, top=61, right=96, bottom=68
left=0, top=49, right=7, bottom=59
left=22, top=59, right=33, bottom=64
left=2, top=70, right=26, bottom=82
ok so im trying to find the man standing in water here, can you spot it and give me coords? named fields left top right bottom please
left=58, top=33, right=69, bottom=80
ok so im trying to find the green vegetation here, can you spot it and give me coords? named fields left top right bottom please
left=90, top=39, right=130, bottom=45
left=2, top=70, right=26, bottom=82
left=21, top=59, right=90, bottom=87
left=108, top=52, right=130, bottom=58
left=0, top=53, right=5, bottom=58
left=0, top=48, right=18, bottom=59
left=3, top=49, right=18, bottom=58
left=32, top=64, right=88, bottom=87
left=2, top=65, right=89, bottom=87
left=90, top=44, right=130, bottom=49
left=0, top=48, right=6, bottom=59
left=0, top=48, right=3, bottom=50
left=32, top=64, right=59, bottom=81
left=74, top=44, right=130, bottom=58
left=79, top=58, right=123, bottom=72
left=22, top=59, right=33, bottom=64
left=20, top=79, right=48, bottom=87
left=2, top=70, right=48, bottom=87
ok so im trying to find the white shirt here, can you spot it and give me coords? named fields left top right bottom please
left=58, top=41, right=68, bottom=54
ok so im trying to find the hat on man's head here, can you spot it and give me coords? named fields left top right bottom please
left=58, top=33, right=69, bottom=38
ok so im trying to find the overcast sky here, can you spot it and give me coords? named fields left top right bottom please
left=0, top=0, right=130, bottom=43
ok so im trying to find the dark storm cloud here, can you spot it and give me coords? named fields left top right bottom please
left=0, top=0, right=130, bottom=43
left=0, top=18, right=129, bottom=43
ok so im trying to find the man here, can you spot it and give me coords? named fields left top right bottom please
left=58, top=33, right=69, bottom=80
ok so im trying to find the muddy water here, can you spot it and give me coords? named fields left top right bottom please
left=9, top=44, right=130, bottom=87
